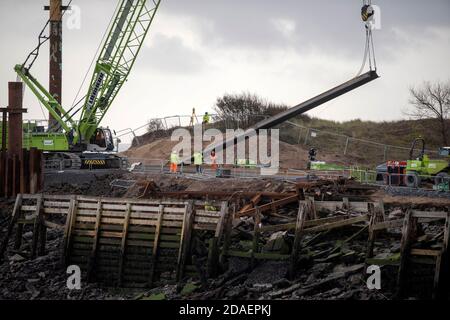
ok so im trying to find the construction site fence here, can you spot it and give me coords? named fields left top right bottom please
left=116, top=162, right=449, bottom=193
left=113, top=114, right=445, bottom=167
left=281, top=121, right=443, bottom=163
left=18, top=113, right=445, bottom=168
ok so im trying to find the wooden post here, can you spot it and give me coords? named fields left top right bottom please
left=342, top=197, right=350, bottom=211
left=177, top=201, right=194, bottom=282
left=38, top=217, right=48, bottom=256
left=29, top=148, right=38, bottom=194
left=366, top=203, right=377, bottom=259
left=251, top=207, right=261, bottom=268
left=219, top=202, right=234, bottom=267
left=289, top=203, right=306, bottom=279
left=148, top=205, right=164, bottom=287
left=62, top=196, right=77, bottom=266
left=20, top=149, right=30, bottom=194
left=87, top=200, right=102, bottom=282
left=432, top=253, right=443, bottom=300
left=0, top=109, right=6, bottom=197
left=4, top=156, right=11, bottom=198
left=118, top=202, right=132, bottom=287
left=436, top=213, right=450, bottom=299
left=377, top=200, right=385, bottom=221
left=12, top=154, right=18, bottom=198
left=31, top=194, right=43, bottom=259
left=397, top=210, right=415, bottom=298
left=207, top=202, right=227, bottom=278
left=308, top=197, right=317, bottom=220
left=13, top=220, right=24, bottom=250
left=0, top=194, right=23, bottom=260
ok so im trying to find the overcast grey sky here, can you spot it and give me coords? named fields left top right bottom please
left=0, top=0, right=449, bottom=142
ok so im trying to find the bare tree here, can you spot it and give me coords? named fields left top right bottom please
left=215, top=92, right=287, bottom=129
left=406, top=81, right=450, bottom=145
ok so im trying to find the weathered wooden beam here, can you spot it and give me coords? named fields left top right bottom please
left=432, top=253, right=443, bottom=300
left=303, top=214, right=369, bottom=234
left=38, top=216, right=47, bottom=256
left=0, top=194, right=23, bottom=260
left=372, top=218, right=404, bottom=231
left=396, top=210, right=415, bottom=298
left=251, top=207, right=262, bottom=269
left=31, top=194, right=43, bottom=259
left=177, top=201, right=194, bottom=282
left=237, top=195, right=299, bottom=218
left=289, top=203, right=307, bottom=279
left=410, top=249, right=441, bottom=257
left=239, top=193, right=262, bottom=214
left=207, top=202, right=227, bottom=278
left=118, top=202, right=132, bottom=287
left=62, top=196, right=77, bottom=266
left=411, top=211, right=448, bottom=219
left=87, top=200, right=102, bottom=282
left=259, top=215, right=347, bottom=233
left=219, top=202, right=234, bottom=266
left=148, top=204, right=164, bottom=287
left=366, top=203, right=377, bottom=259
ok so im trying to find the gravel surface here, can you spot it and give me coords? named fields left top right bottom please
left=382, top=186, right=450, bottom=199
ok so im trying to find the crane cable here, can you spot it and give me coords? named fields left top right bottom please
left=19, top=1, right=73, bottom=133
left=356, top=0, right=377, bottom=77
left=21, top=0, right=73, bottom=72
left=316, top=1, right=379, bottom=119
left=70, top=0, right=122, bottom=110
left=51, top=2, right=122, bottom=133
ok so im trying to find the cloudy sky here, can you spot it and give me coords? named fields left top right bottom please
left=0, top=0, right=449, bottom=142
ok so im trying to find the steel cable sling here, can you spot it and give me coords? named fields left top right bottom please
left=356, top=0, right=377, bottom=76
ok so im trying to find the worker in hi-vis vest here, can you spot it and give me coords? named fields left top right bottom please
left=210, top=149, right=218, bottom=170
left=203, top=112, right=210, bottom=124
left=170, top=150, right=179, bottom=173
left=193, top=151, right=203, bottom=174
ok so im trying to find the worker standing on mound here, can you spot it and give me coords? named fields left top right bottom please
left=170, top=150, right=179, bottom=173
left=194, top=151, right=203, bottom=174
left=203, top=112, right=210, bottom=125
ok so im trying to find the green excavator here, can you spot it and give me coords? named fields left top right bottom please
left=5, top=0, right=161, bottom=169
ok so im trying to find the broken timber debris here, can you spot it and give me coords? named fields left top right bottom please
left=2, top=191, right=447, bottom=299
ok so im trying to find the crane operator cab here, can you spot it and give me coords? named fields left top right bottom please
left=88, top=127, right=115, bottom=152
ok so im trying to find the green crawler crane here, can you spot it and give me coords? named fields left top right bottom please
left=12, top=0, right=161, bottom=169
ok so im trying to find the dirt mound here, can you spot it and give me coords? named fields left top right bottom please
left=123, top=136, right=369, bottom=169
left=123, top=139, right=178, bottom=162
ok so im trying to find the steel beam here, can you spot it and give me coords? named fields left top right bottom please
left=47, top=0, right=63, bottom=131
left=254, top=71, right=379, bottom=130
left=200, top=71, right=379, bottom=158
left=0, top=109, right=6, bottom=196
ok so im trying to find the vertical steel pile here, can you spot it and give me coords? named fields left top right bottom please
left=0, top=82, right=44, bottom=198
